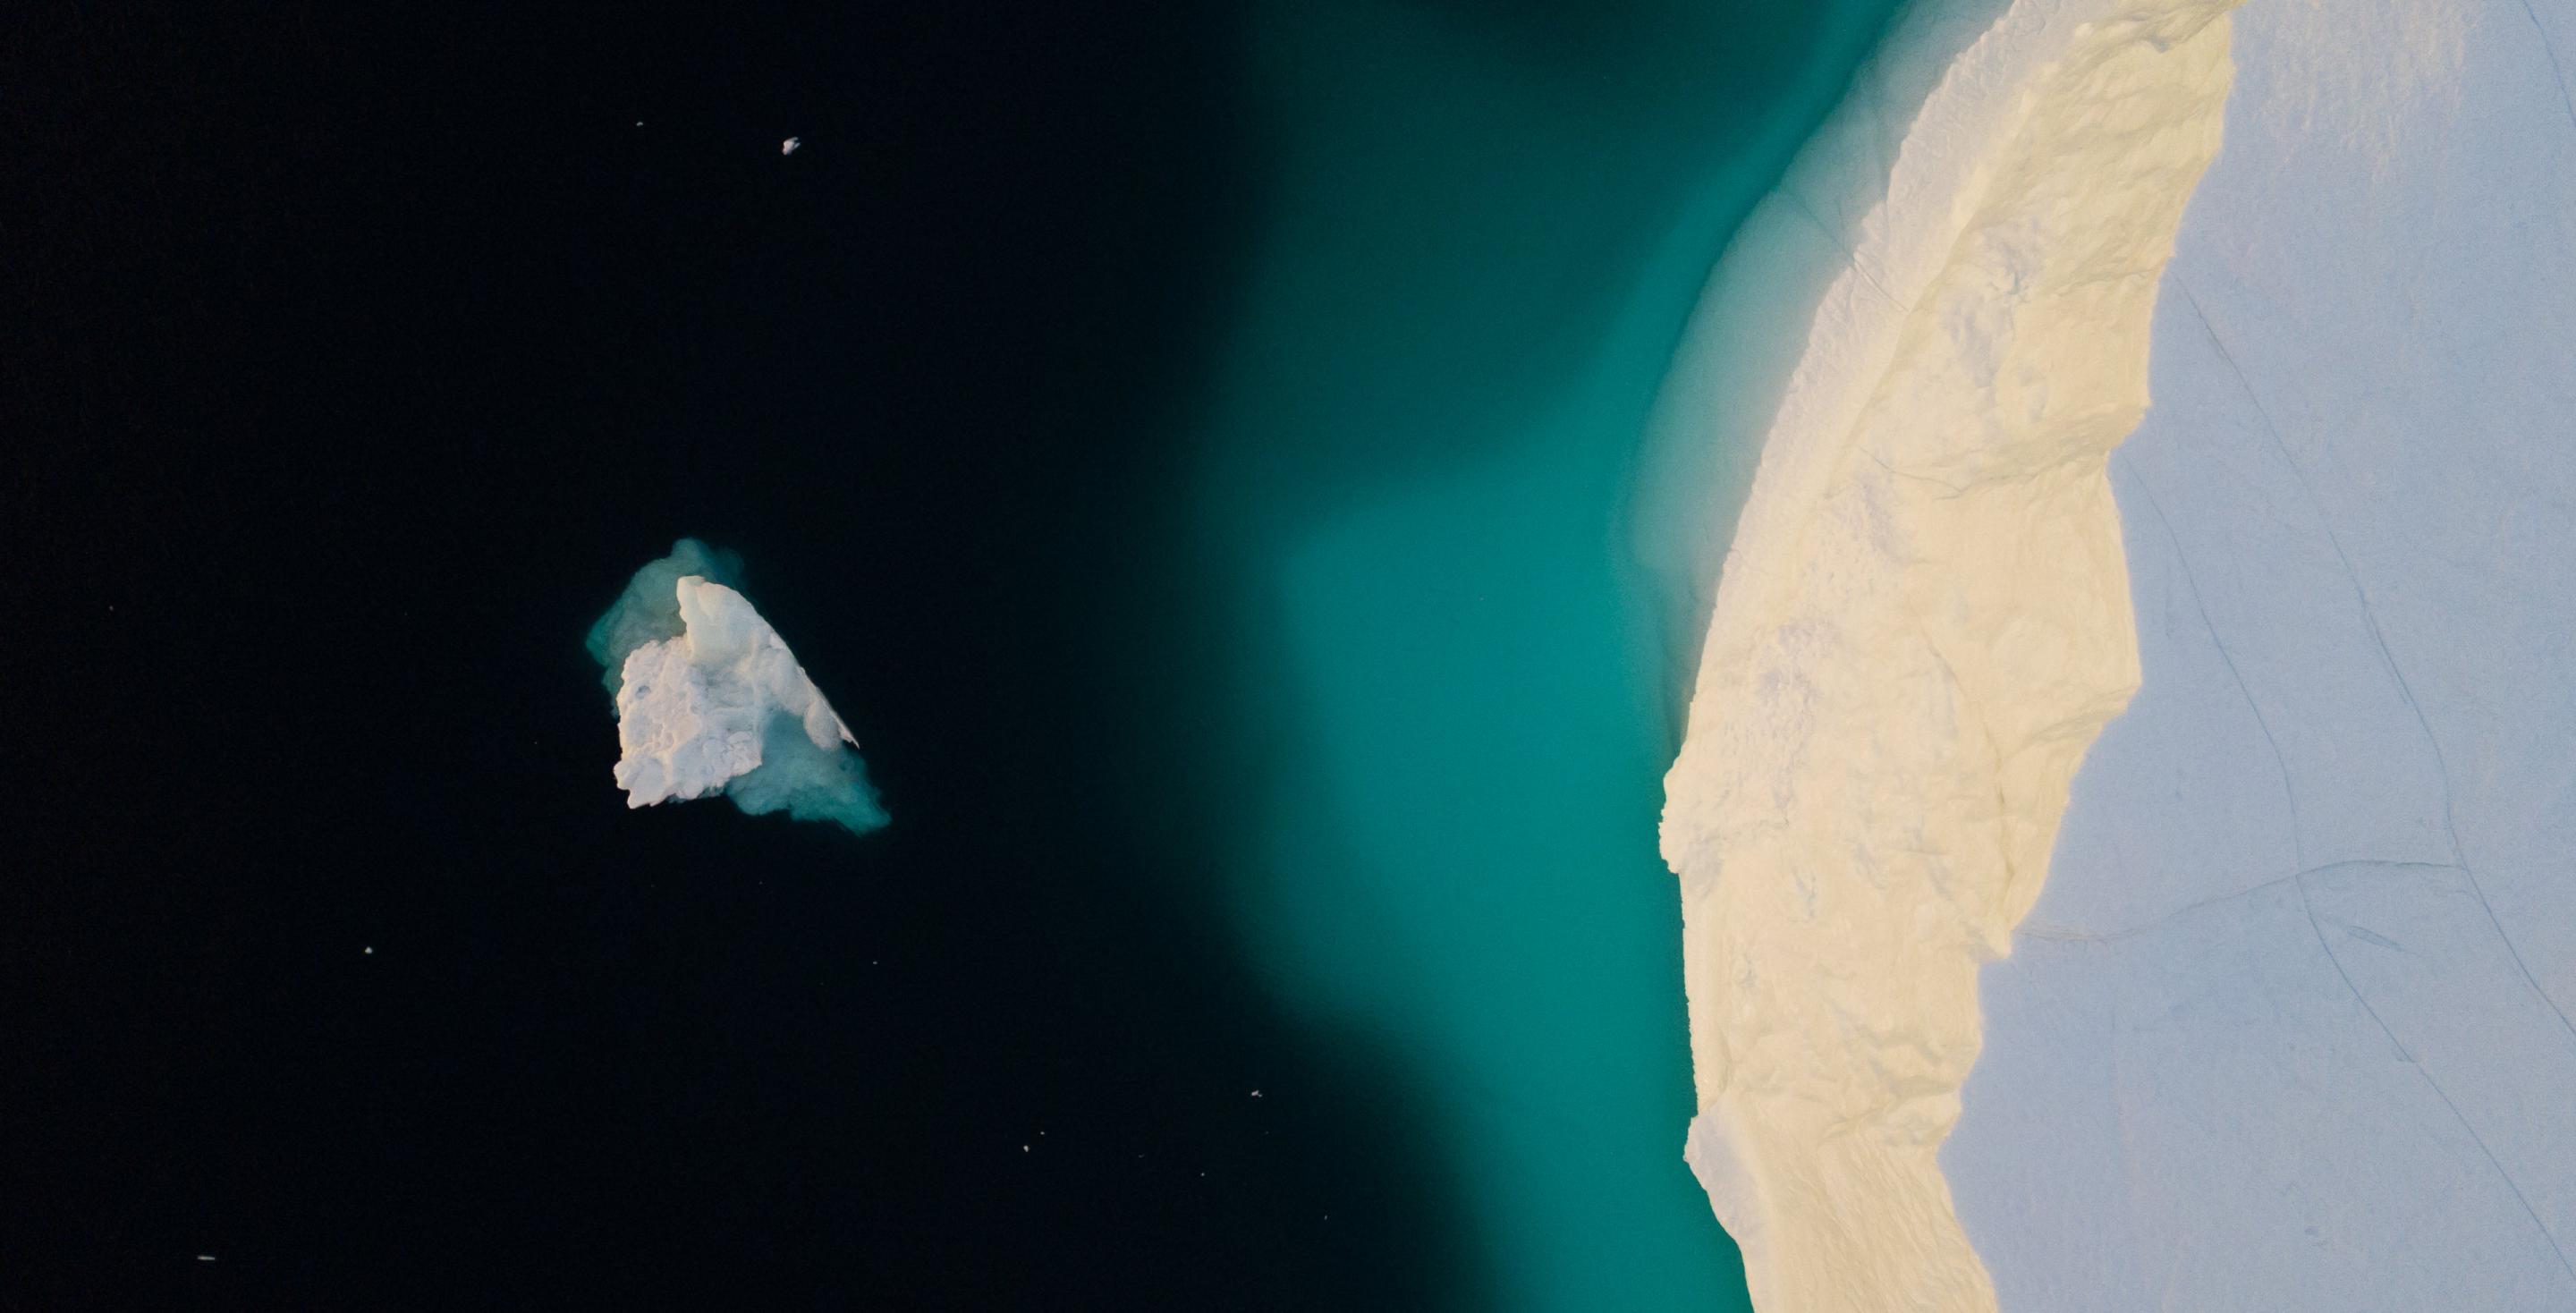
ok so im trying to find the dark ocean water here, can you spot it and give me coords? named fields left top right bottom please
left=12, top=1, right=1894, bottom=1307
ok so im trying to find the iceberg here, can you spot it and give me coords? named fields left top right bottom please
left=589, top=540, right=886, bottom=835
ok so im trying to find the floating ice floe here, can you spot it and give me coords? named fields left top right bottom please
left=588, top=539, right=886, bottom=835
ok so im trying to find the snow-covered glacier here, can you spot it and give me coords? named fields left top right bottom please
left=589, top=539, right=886, bottom=835
left=1658, top=0, right=2572, bottom=1308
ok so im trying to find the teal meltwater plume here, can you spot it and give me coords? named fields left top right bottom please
left=1171, top=1, right=1918, bottom=1305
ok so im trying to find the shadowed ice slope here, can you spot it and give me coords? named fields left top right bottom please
left=1949, top=1, right=2576, bottom=1306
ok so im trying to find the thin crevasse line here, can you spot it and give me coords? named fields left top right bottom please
left=2123, top=335, right=2571, bottom=1275
left=2174, top=279, right=2576, bottom=1051
left=2017, top=858, right=2462, bottom=946
left=1867, top=449, right=1970, bottom=498
left=2292, top=868, right=2576, bottom=1289
left=2120, top=451, right=2303, bottom=860
left=2517, top=0, right=2576, bottom=135
left=1894, top=574, right=2019, bottom=913
left=1787, top=190, right=1904, bottom=309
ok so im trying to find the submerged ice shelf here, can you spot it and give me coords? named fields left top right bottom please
left=590, top=540, right=886, bottom=835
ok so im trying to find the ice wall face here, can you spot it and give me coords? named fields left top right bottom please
left=591, top=542, right=886, bottom=835
left=1945, top=1, right=2576, bottom=1306
left=1657, top=1, right=2241, bottom=1308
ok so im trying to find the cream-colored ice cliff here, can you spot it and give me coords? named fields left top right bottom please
left=1658, top=1, right=2241, bottom=1309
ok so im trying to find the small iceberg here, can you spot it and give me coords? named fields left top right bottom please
left=587, top=538, right=886, bottom=835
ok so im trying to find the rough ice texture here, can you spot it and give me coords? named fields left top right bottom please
left=614, top=577, right=852, bottom=804
left=594, top=545, right=886, bottom=836
left=1945, top=0, right=2576, bottom=1306
left=1657, top=0, right=2240, bottom=1308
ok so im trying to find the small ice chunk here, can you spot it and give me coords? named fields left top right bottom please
left=591, top=545, right=888, bottom=835
left=781, top=136, right=801, bottom=156
left=613, top=577, right=852, bottom=807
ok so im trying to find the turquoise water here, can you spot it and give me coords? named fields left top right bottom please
left=1174, top=1, right=1913, bottom=1305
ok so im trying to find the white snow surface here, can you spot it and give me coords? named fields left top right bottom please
left=611, top=575, right=856, bottom=809
left=1945, top=0, right=2576, bottom=1307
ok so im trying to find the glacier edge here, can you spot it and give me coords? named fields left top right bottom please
left=1657, top=1, right=2241, bottom=1309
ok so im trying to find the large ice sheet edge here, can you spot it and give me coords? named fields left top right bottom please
left=1654, top=1, right=2238, bottom=1308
